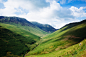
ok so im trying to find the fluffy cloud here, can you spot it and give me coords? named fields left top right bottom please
left=0, top=0, right=85, bottom=29
left=0, top=0, right=50, bottom=15
left=18, top=0, right=75, bottom=28
left=70, top=6, right=86, bottom=17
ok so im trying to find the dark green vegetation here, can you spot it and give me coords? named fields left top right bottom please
left=0, top=25, right=40, bottom=57
left=31, top=22, right=57, bottom=33
left=0, top=26, right=28, bottom=57
left=0, top=16, right=49, bottom=37
left=25, top=19, right=86, bottom=57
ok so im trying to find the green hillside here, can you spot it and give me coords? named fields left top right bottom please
left=31, top=22, right=57, bottom=33
left=0, top=16, right=48, bottom=37
left=0, top=23, right=41, bottom=57
left=25, top=19, right=86, bottom=57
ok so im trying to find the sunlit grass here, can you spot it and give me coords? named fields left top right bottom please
left=25, top=20, right=86, bottom=57
left=25, top=39, right=86, bottom=57
left=0, top=23, right=40, bottom=41
left=0, top=22, right=49, bottom=37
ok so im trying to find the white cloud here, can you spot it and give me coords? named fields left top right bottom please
left=70, top=6, right=86, bottom=17
left=18, top=0, right=75, bottom=29
left=0, top=0, right=85, bottom=29
left=46, top=0, right=67, bottom=4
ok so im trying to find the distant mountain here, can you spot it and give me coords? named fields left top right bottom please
left=0, top=16, right=49, bottom=37
left=0, top=16, right=35, bottom=27
left=31, top=22, right=57, bottom=33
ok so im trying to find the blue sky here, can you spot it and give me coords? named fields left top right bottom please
left=0, top=0, right=86, bottom=29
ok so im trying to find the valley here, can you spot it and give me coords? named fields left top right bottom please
left=0, top=16, right=86, bottom=57
left=25, top=19, right=86, bottom=57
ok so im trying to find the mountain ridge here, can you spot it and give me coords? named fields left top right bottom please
left=0, top=16, right=35, bottom=27
left=31, top=22, right=57, bottom=33
left=60, top=19, right=86, bottom=32
left=0, top=16, right=50, bottom=37
left=0, top=16, right=57, bottom=34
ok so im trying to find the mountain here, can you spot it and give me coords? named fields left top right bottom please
left=0, top=24, right=40, bottom=57
left=25, top=19, right=86, bottom=57
left=31, top=22, right=57, bottom=33
left=0, top=16, right=54, bottom=57
left=0, top=16, right=35, bottom=27
left=60, top=19, right=86, bottom=32
left=1, top=16, right=86, bottom=57
left=0, top=16, right=49, bottom=37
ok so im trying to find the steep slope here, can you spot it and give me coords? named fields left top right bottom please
left=0, top=16, right=48, bottom=37
left=60, top=19, right=86, bottom=32
left=0, top=25, right=40, bottom=57
left=31, top=22, right=57, bottom=33
left=25, top=19, right=86, bottom=57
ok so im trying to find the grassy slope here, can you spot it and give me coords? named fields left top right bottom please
left=25, top=20, right=86, bottom=57
left=5, top=23, right=48, bottom=37
left=0, top=23, right=40, bottom=41
left=25, top=39, right=86, bottom=57
left=18, top=25, right=48, bottom=37
left=0, top=23, right=41, bottom=57
left=0, top=16, right=48, bottom=37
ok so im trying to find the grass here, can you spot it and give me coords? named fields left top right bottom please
left=25, top=20, right=86, bottom=57
left=0, top=23, right=40, bottom=41
left=20, top=26, right=48, bottom=37
left=1, top=19, right=49, bottom=37
left=0, top=23, right=42, bottom=57
left=0, top=26, right=29, bottom=57
left=0, top=21, right=49, bottom=57
left=25, top=39, right=86, bottom=57
left=8, top=22, right=49, bottom=37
